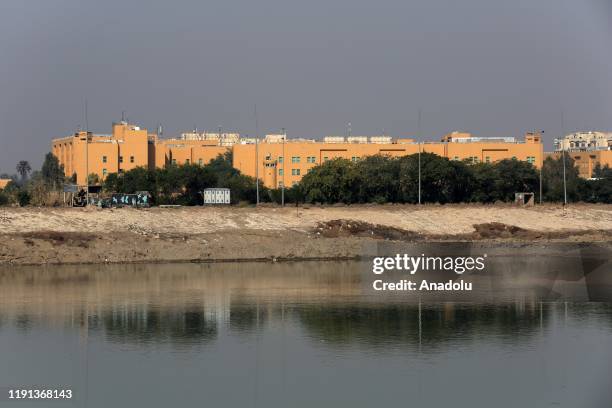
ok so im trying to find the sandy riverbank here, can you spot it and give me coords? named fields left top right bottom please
left=1, top=204, right=611, bottom=265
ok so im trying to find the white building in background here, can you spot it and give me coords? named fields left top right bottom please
left=554, top=132, right=612, bottom=151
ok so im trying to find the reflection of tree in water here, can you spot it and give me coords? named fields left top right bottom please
left=13, top=314, right=34, bottom=332
left=229, top=303, right=268, bottom=334
left=296, top=303, right=554, bottom=351
left=90, top=303, right=217, bottom=347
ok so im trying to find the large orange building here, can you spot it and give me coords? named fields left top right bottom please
left=233, top=132, right=543, bottom=188
left=52, top=123, right=543, bottom=188
left=52, top=122, right=228, bottom=185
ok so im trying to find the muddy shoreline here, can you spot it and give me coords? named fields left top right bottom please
left=2, top=227, right=611, bottom=266
left=1, top=205, right=611, bottom=265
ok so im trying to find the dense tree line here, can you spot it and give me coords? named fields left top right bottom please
left=2, top=150, right=612, bottom=206
left=294, top=153, right=612, bottom=204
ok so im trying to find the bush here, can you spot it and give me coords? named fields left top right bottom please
left=18, top=190, right=31, bottom=207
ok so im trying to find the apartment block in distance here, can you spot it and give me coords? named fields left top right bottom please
left=546, top=131, right=612, bottom=178
left=233, top=131, right=543, bottom=188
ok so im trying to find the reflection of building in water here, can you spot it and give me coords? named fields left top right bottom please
left=2, top=258, right=611, bottom=348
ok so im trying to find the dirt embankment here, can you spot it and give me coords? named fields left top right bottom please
left=0, top=204, right=611, bottom=265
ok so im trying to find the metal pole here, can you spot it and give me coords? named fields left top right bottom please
left=85, top=99, right=89, bottom=204
left=281, top=128, right=285, bottom=206
left=562, top=147, right=567, bottom=205
left=418, top=142, right=421, bottom=205
left=254, top=104, right=259, bottom=205
left=539, top=167, right=543, bottom=204
left=539, top=130, right=543, bottom=204
left=561, top=111, right=567, bottom=205
left=417, top=108, right=422, bottom=205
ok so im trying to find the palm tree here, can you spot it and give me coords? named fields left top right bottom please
left=16, top=160, right=31, bottom=181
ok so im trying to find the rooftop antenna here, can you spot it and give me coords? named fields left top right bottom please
left=347, top=122, right=352, bottom=137
left=121, top=111, right=126, bottom=123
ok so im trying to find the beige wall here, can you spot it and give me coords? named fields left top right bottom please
left=52, top=123, right=543, bottom=188
left=234, top=136, right=543, bottom=188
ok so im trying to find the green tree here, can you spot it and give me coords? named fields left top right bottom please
left=489, top=159, right=539, bottom=202
left=41, top=152, right=65, bottom=189
left=353, top=155, right=401, bottom=203
left=542, top=155, right=582, bottom=202
left=16, top=160, right=31, bottom=182
left=397, top=153, right=473, bottom=203
left=299, top=159, right=358, bottom=203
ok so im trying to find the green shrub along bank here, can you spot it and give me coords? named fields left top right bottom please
left=2, top=151, right=612, bottom=206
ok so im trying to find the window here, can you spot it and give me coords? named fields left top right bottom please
left=291, top=169, right=301, bottom=176
left=307, top=156, right=316, bottom=163
left=278, top=181, right=284, bottom=187
left=453, top=156, right=459, bottom=161
left=278, top=156, right=283, bottom=163
left=102, top=156, right=107, bottom=163
left=351, top=156, right=360, bottom=162
left=102, top=168, right=107, bottom=176
left=185, top=159, right=190, bottom=164
left=323, top=156, right=329, bottom=162
left=526, top=156, right=535, bottom=164
left=291, top=156, right=300, bottom=163
left=172, top=159, right=177, bottom=165
left=485, top=156, right=491, bottom=163
left=512, top=156, right=517, bottom=160
left=265, top=154, right=272, bottom=160
left=130, top=156, right=134, bottom=163
left=119, top=156, right=123, bottom=163
left=279, top=169, right=284, bottom=176
left=198, top=159, right=203, bottom=165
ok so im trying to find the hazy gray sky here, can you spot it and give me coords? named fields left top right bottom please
left=1, top=0, right=611, bottom=173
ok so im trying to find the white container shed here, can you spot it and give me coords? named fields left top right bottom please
left=203, top=188, right=231, bottom=205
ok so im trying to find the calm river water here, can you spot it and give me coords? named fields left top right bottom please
left=0, top=260, right=611, bottom=407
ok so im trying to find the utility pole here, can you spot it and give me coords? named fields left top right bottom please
left=562, top=147, right=567, bottom=205
left=85, top=99, right=89, bottom=204
left=561, top=111, right=567, bottom=206
left=539, top=130, right=543, bottom=204
left=417, top=108, right=422, bottom=205
left=418, top=142, right=421, bottom=205
left=281, top=128, right=285, bottom=206
left=254, top=104, right=259, bottom=205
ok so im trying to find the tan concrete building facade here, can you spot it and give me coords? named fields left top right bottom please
left=53, top=123, right=543, bottom=188
left=52, top=122, right=229, bottom=185
left=233, top=132, right=543, bottom=188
